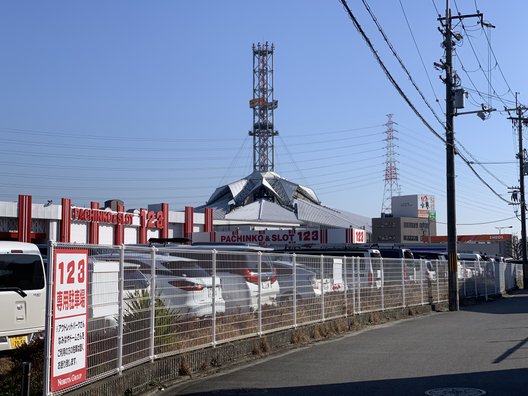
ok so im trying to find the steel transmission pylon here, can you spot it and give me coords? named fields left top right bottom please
left=381, top=114, right=401, bottom=216
left=249, top=42, right=278, bottom=172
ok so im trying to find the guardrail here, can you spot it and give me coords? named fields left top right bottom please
left=42, top=243, right=520, bottom=395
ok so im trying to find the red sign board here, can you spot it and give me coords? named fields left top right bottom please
left=50, top=249, right=88, bottom=392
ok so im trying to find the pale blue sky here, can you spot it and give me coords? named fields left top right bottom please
left=0, top=1, right=525, bottom=237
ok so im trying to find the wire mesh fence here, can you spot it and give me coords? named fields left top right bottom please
left=43, top=243, right=520, bottom=395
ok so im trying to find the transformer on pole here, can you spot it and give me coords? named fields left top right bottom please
left=381, top=114, right=401, bottom=216
left=249, top=42, right=278, bottom=172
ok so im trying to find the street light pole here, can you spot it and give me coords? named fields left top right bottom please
left=495, top=226, right=512, bottom=235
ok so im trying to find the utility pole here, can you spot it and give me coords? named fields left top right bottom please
left=444, top=3, right=458, bottom=312
left=507, top=95, right=528, bottom=288
left=438, top=1, right=484, bottom=311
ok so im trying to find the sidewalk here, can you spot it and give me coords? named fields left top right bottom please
left=161, top=290, right=528, bottom=396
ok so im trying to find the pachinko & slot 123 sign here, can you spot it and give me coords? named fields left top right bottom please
left=50, top=249, right=88, bottom=392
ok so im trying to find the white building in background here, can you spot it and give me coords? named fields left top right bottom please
left=0, top=195, right=211, bottom=245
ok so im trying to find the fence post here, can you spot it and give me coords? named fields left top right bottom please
left=293, top=253, right=297, bottom=328
left=117, top=245, right=125, bottom=372
left=356, top=257, right=361, bottom=313
left=380, top=257, right=384, bottom=311
left=149, top=246, right=156, bottom=362
left=258, top=251, right=262, bottom=336
left=484, top=262, right=489, bottom=301
left=474, top=264, right=478, bottom=298
left=420, top=259, right=424, bottom=305
left=401, top=258, right=406, bottom=307
left=321, top=255, right=325, bottom=322
left=343, top=256, right=347, bottom=317
left=21, top=361, right=31, bottom=396
left=436, top=261, right=440, bottom=304
left=43, top=241, right=55, bottom=396
left=212, top=249, right=217, bottom=346
left=463, top=262, right=467, bottom=297
left=352, top=257, right=356, bottom=314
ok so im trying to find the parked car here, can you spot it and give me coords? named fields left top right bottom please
left=0, top=242, right=46, bottom=351
left=378, top=247, right=415, bottom=282
left=89, top=260, right=151, bottom=333
left=408, top=250, right=445, bottom=281
left=158, top=244, right=280, bottom=314
left=92, top=253, right=225, bottom=319
left=458, top=253, right=484, bottom=277
left=276, top=246, right=381, bottom=290
left=272, top=260, right=318, bottom=302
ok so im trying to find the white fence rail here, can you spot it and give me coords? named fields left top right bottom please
left=43, top=243, right=520, bottom=395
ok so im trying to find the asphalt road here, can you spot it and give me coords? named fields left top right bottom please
left=162, top=291, right=528, bottom=396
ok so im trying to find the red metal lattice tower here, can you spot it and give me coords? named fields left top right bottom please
left=381, top=114, right=401, bottom=216
left=249, top=42, right=278, bottom=172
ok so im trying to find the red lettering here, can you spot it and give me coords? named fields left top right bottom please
left=147, top=211, right=155, bottom=228
left=156, top=211, right=164, bottom=229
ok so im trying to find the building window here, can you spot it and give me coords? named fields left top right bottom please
left=403, top=235, right=419, bottom=241
left=403, top=222, right=418, bottom=228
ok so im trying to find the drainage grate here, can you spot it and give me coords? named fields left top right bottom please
left=425, top=388, right=486, bottom=396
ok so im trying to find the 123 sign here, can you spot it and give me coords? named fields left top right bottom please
left=51, top=249, right=88, bottom=392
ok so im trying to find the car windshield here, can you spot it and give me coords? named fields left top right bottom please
left=0, top=254, right=45, bottom=290
left=164, top=263, right=209, bottom=278
left=124, top=269, right=149, bottom=290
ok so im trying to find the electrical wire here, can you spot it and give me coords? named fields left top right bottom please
left=340, top=0, right=512, bottom=208
left=361, top=0, right=445, bottom=129
left=398, top=0, right=444, bottom=115
left=339, top=0, right=445, bottom=145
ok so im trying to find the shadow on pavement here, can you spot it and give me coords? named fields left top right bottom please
left=461, top=289, right=528, bottom=315
left=178, top=368, right=528, bottom=396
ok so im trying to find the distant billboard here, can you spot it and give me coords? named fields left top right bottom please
left=392, top=194, right=435, bottom=219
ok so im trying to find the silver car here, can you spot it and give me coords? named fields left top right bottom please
left=93, top=253, right=225, bottom=318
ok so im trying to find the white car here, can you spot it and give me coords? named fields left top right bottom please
left=89, top=260, right=151, bottom=333
left=158, top=244, right=280, bottom=314
left=93, top=253, right=225, bottom=318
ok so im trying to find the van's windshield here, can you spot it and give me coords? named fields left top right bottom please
left=0, top=254, right=45, bottom=290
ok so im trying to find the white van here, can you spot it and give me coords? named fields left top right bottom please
left=277, top=246, right=382, bottom=290
left=458, top=253, right=484, bottom=277
left=0, top=241, right=46, bottom=351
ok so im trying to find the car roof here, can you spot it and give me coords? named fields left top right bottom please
left=0, top=241, right=41, bottom=255
left=182, top=244, right=274, bottom=252
left=93, top=253, right=196, bottom=263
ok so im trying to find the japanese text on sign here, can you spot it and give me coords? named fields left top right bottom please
left=51, top=249, right=88, bottom=392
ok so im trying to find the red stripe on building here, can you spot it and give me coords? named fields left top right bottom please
left=114, top=203, right=125, bottom=245
left=139, top=208, right=148, bottom=244
left=320, top=227, right=328, bottom=244
left=184, top=206, right=194, bottom=239
left=161, top=203, right=169, bottom=239
left=204, top=207, right=213, bottom=232
left=17, top=194, right=32, bottom=242
left=89, top=201, right=100, bottom=244
left=60, top=198, right=71, bottom=243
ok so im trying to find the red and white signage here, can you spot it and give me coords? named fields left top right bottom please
left=192, top=227, right=367, bottom=246
left=51, top=249, right=88, bottom=392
